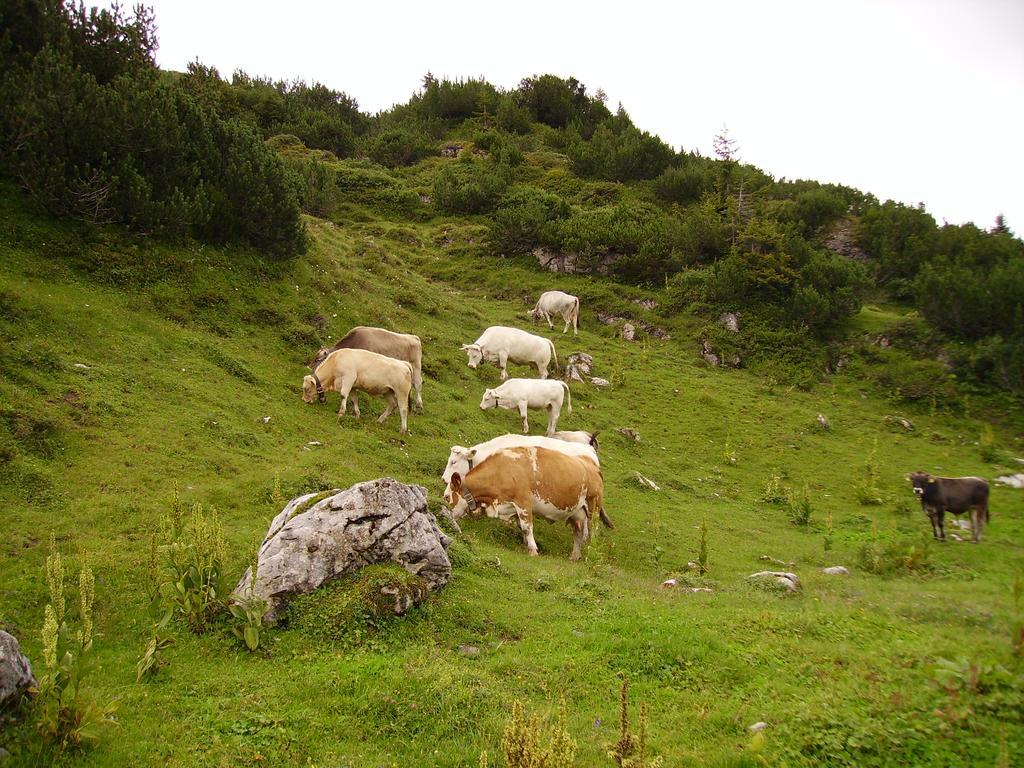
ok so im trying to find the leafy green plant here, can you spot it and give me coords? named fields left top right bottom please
left=761, top=471, right=786, bottom=505
left=786, top=485, right=813, bottom=526
left=857, top=527, right=933, bottom=576
left=696, top=517, right=709, bottom=576
left=607, top=678, right=662, bottom=768
left=157, top=494, right=230, bottom=633
left=499, top=698, right=577, bottom=768
left=35, top=536, right=118, bottom=749
left=855, top=440, right=883, bottom=505
left=229, top=549, right=267, bottom=652
left=979, top=424, right=1001, bottom=463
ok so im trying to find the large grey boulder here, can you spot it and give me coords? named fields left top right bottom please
left=564, top=352, right=594, bottom=383
left=235, top=479, right=452, bottom=625
left=0, top=630, right=35, bottom=710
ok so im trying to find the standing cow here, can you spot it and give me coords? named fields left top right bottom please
left=906, top=472, right=990, bottom=543
left=479, top=378, right=572, bottom=435
left=441, top=434, right=600, bottom=499
left=461, top=326, right=557, bottom=380
left=445, top=446, right=612, bottom=561
left=310, top=326, right=424, bottom=412
left=302, top=348, right=413, bottom=434
left=532, top=291, right=580, bottom=336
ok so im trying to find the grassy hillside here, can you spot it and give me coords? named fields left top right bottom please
left=1, top=188, right=1022, bottom=767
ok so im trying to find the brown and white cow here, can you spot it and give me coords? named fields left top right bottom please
left=445, top=446, right=612, bottom=561
left=310, top=326, right=423, bottom=412
left=906, top=471, right=990, bottom=543
left=302, top=348, right=413, bottom=434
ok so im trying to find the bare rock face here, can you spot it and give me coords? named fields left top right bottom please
left=719, top=312, right=740, bottom=332
left=622, top=323, right=636, bottom=342
left=533, top=247, right=620, bottom=275
left=235, top=479, right=452, bottom=624
left=0, top=630, right=35, bottom=709
left=564, top=352, right=594, bottom=383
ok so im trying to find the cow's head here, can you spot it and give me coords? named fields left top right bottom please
left=442, top=446, right=476, bottom=486
left=308, top=347, right=331, bottom=370
left=445, top=473, right=479, bottom=519
left=480, top=389, right=498, bottom=410
left=461, top=343, right=483, bottom=369
left=906, top=471, right=932, bottom=498
left=301, top=375, right=319, bottom=403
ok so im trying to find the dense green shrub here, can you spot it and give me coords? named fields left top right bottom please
left=489, top=186, right=570, bottom=255
left=654, top=164, right=711, bottom=205
left=432, top=161, right=511, bottom=215
left=365, top=128, right=436, bottom=168
left=567, top=122, right=675, bottom=182
left=0, top=1, right=306, bottom=257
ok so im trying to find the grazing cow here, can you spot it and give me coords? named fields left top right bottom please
left=551, top=430, right=599, bottom=450
left=445, top=446, right=613, bottom=561
left=310, top=327, right=424, bottom=412
left=442, top=434, right=599, bottom=496
left=906, top=471, right=990, bottom=543
left=302, top=348, right=413, bottom=434
left=532, top=291, right=580, bottom=336
left=461, top=326, right=557, bottom=380
left=480, top=378, right=571, bottom=436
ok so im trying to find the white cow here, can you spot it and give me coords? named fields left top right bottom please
left=461, top=326, right=556, bottom=380
left=302, top=348, right=413, bottom=434
left=532, top=290, right=580, bottom=335
left=442, top=434, right=599, bottom=491
left=551, top=430, right=599, bottom=450
left=480, top=378, right=571, bottom=435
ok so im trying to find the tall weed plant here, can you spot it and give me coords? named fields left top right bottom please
left=35, top=536, right=117, bottom=749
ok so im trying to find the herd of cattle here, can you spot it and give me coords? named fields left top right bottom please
left=298, top=290, right=994, bottom=559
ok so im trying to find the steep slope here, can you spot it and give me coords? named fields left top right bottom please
left=1, top=191, right=1022, bottom=766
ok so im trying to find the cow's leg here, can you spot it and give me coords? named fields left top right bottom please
left=569, top=517, right=584, bottom=561
left=572, top=311, right=578, bottom=336
left=350, top=391, right=361, bottom=418
left=412, top=369, right=423, bottom=413
left=498, top=351, right=509, bottom=381
left=546, top=404, right=558, bottom=436
left=397, top=390, right=409, bottom=435
left=970, top=507, right=982, bottom=543
left=936, top=510, right=946, bottom=541
left=338, top=378, right=353, bottom=417
left=518, top=400, right=529, bottom=434
left=562, top=313, right=570, bottom=334
left=537, top=361, right=548, bottom=380
left=377, top=391, right=396, bottom=424
left=544, top=311, right=554, bottom=330
left=928, top=511, right=940, bottom=540
left=515, top=503, right=538, bottom=556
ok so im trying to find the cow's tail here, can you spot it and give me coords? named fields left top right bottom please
left=548, top=338, right=558, bottom=374
left=562, top=381, right=572, bottom=415
left=598, top=506, right=614, bottom=529
left=572, top=295, right=580, bottom=328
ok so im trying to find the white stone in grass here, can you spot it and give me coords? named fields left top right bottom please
left=748, top=571, right=800, bottom=592
left=822, top=566, right=849, bottom=576
left=262, top=416, right=271, bottom=423
left=590, top=377, right=610, bottom=388
left=633, top=472, right=660, bottom=491
left=0, top=630, right=35, bottom=709
left=995, top=473, right=1024, bottom=489
left=235, top=479, right=452, bottom=624
left=748, top=722, right=768, bottom=733
left=73, top=362, right=90, bottom=369
left=660, top=578, right=678, bottom=588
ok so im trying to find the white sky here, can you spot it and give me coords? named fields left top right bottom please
left=126, top=0, right=1023, bottom=230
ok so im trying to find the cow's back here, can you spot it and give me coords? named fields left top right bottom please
left=318, top=327, right=420, bottom=368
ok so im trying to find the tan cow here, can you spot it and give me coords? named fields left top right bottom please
left=310, top=326, right=424, bottom=412
left=302, top=348, right=413, bottom=434
left=445, top=446, right=613, bottom=561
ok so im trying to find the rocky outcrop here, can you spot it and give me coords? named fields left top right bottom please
left=235, top=479, right=452, bottom=625
left=564, top=352, right=594, bottom=383
left=823, top=218, right=870, bottom=262
left=532, top=247, right=620, bottom=275
left=0, top=630, right=35, bottom=710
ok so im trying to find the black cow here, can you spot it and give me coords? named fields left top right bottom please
left=906, top=472, right=990, bottom=543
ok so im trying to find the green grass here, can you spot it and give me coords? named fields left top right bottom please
left=1, top=189, right=1022, bottom=767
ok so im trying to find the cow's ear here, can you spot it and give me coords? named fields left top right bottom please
left=450, top=473, right=461, bottom=491
left=928, top=478, right=935, bottom=484
left=468, top=448, right=477, bottom=459
left=904, top=474, right=910, bottom=481
left=460, top=344, right=469, bottom=350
